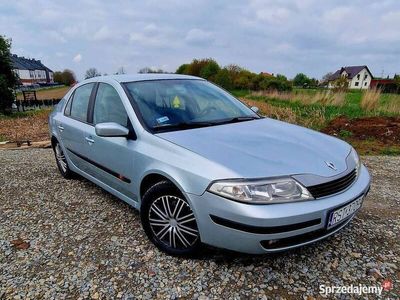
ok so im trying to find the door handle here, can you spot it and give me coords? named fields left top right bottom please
left=57, top=125, right=64, bottom=132
left=85, top=137, right=95, bottom=144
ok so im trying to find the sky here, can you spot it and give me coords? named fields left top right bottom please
left=1, top=0, right=399, bottom=80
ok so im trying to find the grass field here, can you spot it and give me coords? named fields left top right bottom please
left=16, top=86, right=70, bottom=100
left=2, top=87, right=399, bottom=155
left=232, top=88, right=400, bottom=127
left=232, top=88, right=400, bottom=155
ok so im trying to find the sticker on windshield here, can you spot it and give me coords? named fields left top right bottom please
left=172, top=96, right=181, bottom=108
left=157, top=116, right=169, bottom=124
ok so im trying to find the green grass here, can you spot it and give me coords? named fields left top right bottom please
left=238, top=88, right=400, bottom=155
left=246, top=89, right=399, bottom=124
left=16, top=85, right=66, bottom=96
left=339, top=129, right=353, bottom=138
left=381, top=147, right=400, bottom=156
left=230, top=89, right=251, bottom=98
left=0, top=135, right=6, bottom=142
left=0, top=108, right=52, bottom=120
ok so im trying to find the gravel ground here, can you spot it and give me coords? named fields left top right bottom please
left=0, top=149, right=399, bottom=299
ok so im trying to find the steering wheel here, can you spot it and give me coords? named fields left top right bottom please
left=199, top=106, right=217, bottom=117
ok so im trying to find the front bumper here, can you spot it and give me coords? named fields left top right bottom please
left=187, top=164, right=371, bottom=254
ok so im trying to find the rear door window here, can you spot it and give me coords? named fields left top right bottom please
left=70, top=83, right=95, bottom=122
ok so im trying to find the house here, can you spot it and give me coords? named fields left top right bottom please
left=328, top=65, right=373, bottom=89
left=10, top=54, right=54, bottom=86
left=260, top=72, right=273, bottom=77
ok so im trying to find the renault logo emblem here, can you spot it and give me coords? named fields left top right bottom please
left=325, top=161, right=337, bottom=171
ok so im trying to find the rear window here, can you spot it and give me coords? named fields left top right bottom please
left=70, top=83, right=95, bottom=122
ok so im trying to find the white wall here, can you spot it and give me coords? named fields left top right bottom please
left=34, top=69, right=47, bottom=82
left=348, top=68, right=371, bottom=89
left=13, top=68, right=50, bottom=84
left=14, top=69, right=31, bottom=80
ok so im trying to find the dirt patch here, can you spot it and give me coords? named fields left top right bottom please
left=321, top=116, right=400, bottom=155
left=0, top=110, right=51, bottom=142
left=322, top=116, right=400, bottom=144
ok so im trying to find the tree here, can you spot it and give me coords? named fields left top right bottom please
left=53, top=71, right=63, bottom=83
left=84, top=68, right=101, bottom=79
left=309, top=78, right=319, bottom=88
left=54, top=69, right=76, bottom=86
left=234, top=70, right=255, bottom=90
left=173, top=58, right=292, bottom=91
left=293, top=73, right=311, bottom=87
left=332, top=76, right=349, bottom=92
left=0, top=36, right=18, bottom=114
left=115, top=67, right=126, bottom=75
left=214, top=68, right=233, bottom=90
left=199, top=59, right=220, bottom=80
left=276, top=74, right=288, bottom=81
left=176, top=64, right=189, bottom=74
left=139, top=67, right=165, bottom=73
left=321, top=72, right=333, bottom=85
left=139, top=67, right=152, bottom=74
left=259, top=75, right=292, bottom=92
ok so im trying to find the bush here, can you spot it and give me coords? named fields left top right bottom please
left=214, top=68, right=233, bottom=90
left=293, top=73, right=311, bottom=88
left=332, top=76, right=349, bottom=92
left=176, top=64, right=189, bottom=74
left=234, top=70, right=255, bottom=90
left=54, top=69, right=76, bottom=86
left=175, top=58, right=292, bottom=92
left=199, top=59, right=220, bottom=80
left=259, top=76, right=292, bottom=92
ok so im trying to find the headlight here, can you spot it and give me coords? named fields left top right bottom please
left=208, top=178, right=313, bottom=204
left=349, top=147, right=361, bottom=172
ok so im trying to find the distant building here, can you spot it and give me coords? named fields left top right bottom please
left=328, top=66, right=373, bottom=89
left=260, top=72, right=273, bottom=77
left=370, top=78, right=399, bottom=93
left=10, top=54, right=54, bottom=85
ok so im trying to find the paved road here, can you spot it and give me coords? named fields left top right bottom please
left=0, top=149, right=399, bottom=299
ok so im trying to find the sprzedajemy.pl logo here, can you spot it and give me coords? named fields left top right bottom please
left=319, top=279, right=393, bottom=296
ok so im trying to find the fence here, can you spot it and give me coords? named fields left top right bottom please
left=14, top=99, right=62, bottom=112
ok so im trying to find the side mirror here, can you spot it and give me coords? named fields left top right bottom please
left=250, top=106, right=259, bottom=114
left=95, top=122, right=129, bottom=137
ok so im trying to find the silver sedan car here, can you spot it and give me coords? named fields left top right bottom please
left=49, top=74, right=371, bottom=255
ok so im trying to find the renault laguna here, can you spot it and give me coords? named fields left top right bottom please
left=49, top=74, right=371, bottom=255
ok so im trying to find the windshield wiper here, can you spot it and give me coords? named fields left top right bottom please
left=152, top=116, right=260, bottom=132
left=211, top=116, right=261, bottom=125
left=152, top=121, right=214, bottom=131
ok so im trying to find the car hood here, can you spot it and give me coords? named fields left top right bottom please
left=156, top=118, right=351, bottom=179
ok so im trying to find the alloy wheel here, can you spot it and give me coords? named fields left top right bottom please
left=148, top=195, right=199, bottom=250
left=55, top=143, right=67, bottom=173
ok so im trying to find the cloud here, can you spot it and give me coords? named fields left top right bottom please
left=92, top=26, right=114, bottom=41
left=185, top=29, right=214, bottom=46
left=73, top=53, right=82, bottom=63
left=129, top=24, right=174, bottom=47
left=46, top=30, right=66, bottom=43
left=2, top=0, right=400, bottom=80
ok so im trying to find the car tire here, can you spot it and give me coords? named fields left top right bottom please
left=53, top=140, right=75, bottom=179
left=141, top=180, right=201, bottom=256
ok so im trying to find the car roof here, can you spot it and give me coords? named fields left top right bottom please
left=95, top=73, right=204, bottom=83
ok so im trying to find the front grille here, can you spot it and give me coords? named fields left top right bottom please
left=307, top=168, right=357, bottom=198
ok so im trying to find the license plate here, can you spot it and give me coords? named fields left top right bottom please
left=327, top=196, right=363, bottom=229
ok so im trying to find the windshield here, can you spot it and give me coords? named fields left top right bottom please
left=124, top=79, right=259, bottom=131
